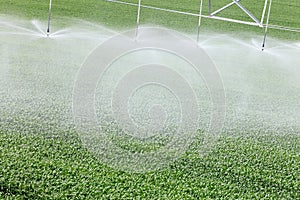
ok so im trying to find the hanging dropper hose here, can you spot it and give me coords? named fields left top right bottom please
left=47, top=0, right=53, bottom=37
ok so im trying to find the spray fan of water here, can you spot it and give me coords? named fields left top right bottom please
left=0, top=15, right=299, bottom=171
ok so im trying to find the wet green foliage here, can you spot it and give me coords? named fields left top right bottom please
left=0, top=132, right=299, bottom=199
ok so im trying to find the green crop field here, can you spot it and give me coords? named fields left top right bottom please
left=0, top=0, right=299, bottom=199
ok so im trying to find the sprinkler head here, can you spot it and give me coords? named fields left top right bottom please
left=46, top=26, right=50, bottom=36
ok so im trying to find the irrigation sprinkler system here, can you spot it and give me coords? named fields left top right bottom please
left=107, top=0, right=274, bottom=50
left=45, top=0, right=300, bottom=49
left=262, top=0, right=272, bottom=50
left=135, top=0, right=142, bottom=38
left=197, top=0, right=204, bottom=43
left=46, top=0, right=52, bottom=36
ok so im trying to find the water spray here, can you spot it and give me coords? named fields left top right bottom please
left=47, top=0, right=53, bottom=37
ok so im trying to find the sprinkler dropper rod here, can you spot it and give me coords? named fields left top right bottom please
left=197, top=0, right=203, bottom=44
left=47, top=0, right=53, bottom=36
left=135, top=0, right=142, bottom=38
left=262, top=0, right=272, bottom=51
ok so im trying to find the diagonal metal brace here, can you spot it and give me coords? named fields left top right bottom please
left=210, top=0, right=262, bottom=27
left=234, top=0, right=261, bottom=25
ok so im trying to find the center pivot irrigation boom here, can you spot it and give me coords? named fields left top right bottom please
left=107, top=0, right=273, bottom=50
